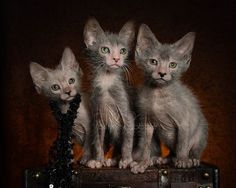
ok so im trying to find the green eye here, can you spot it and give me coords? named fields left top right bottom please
left=101, top=47, right=110, bottom=54
left=169, top=62, right=177, bottom=68
left=68, top=78, right=75, bottom=84
left=51, top=84, right=60, bottom=91
left=149, top=59, right=158, bottom=65
left=120, top=48, right=127, bottom=55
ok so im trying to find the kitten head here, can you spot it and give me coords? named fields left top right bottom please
left=84, top=18, right=135, bottom=73
left=135, top=24, right=195, bottom=86
left=30, top=47, right=83, bottom=102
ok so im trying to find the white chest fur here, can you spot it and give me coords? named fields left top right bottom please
left=96, top=73, right=117, bottom=91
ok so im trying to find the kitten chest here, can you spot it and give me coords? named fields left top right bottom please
left=150, top=90, right=178, bottom=148
left=96, top=73, right=118, bottom=92
left=98, top=92, right=123, bottom=140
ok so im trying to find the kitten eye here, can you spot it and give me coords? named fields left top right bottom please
left=149, top=59, right=158, bottom=66
left=101, top=47, right=110, bottom=54
left=120, top=48, right=127, bottom=55
left=51, top=84, right=60, bottom=91
left=169, top=62, right=177, bottom=68
left=68, top=78, right=75, bottom=84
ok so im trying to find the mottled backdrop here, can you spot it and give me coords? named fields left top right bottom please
left=2, top=0, right=236, bottom=187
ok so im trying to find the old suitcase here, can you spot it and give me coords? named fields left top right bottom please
left=25, top=163, right=219, bottom=188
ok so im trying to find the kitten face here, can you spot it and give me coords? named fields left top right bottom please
left=84, top=18, right=135, bottom=72
left=98, top=41, right=128, bottom=69
left=135, top=24, right=195, bottom=86
left=30, top=47, right=82, bottom=101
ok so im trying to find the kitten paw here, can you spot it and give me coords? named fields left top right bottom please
left=174, top=158, right=199, bottom=168
left=192, top=158, right=200, bottom=167
left=80, top=156, right=91, bottom=166
left=129, top=161, right=138, bottom=168
left=80, top=158, right=88, bottom=166
left=130, top=160, right=149, bottom=174
left=150, top=156, right=171, bottom=166
left=103, top=159, right=117, bottom=167
left=86, top=160, right=103, bottom=169
left=119, top=158, right=133, bottom=169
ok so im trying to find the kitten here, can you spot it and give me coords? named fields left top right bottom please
left=29, top=47, right=91, bottom=164
left=131, top=24, right=208, bottom=173
left=83, top=18, right=135, bottom=169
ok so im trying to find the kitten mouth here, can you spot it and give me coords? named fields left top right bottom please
left=109, top=64, right=120, bottom=69
left=155, top=78, right=167, bottom=83
left=65, top=96, right=74, bottom=101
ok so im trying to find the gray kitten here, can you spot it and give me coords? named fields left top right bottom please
left=84, top=18, right=135, bottom=169
left=29, top=47, right=92, bottom=164
left=131, top=24, right=208, bottom=173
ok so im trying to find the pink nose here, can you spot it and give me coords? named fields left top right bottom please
left=113, top=57, right=120, bottom=63
left=64, top=87, right=71, bottom=95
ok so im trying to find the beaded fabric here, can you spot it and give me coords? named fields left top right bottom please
left=47, top=94, right=81, bottom=188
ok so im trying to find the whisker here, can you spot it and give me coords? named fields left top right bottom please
left=123, top=65, right=134, bottom=85
left=122, top=66, right=130, bottom=84
left=124, top=66, right=132, bottom=84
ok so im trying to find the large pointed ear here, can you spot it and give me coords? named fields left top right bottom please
left=83, top=18, right=105, bottom=47
left=29, top=62, right=48, bottom=94
left=119, top=21, right=135, bottom=47
left=60, top=47, right=81, bottom=74
left=173, top=32, right=196, bottom=61
left=136, top=24, right=160, bottom=55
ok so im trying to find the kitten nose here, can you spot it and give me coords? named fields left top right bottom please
left=158, top=72, right=167, bottom=78
left=113, top=57, right=120, bottom=63
left=65, top=90, right=71, bottom=95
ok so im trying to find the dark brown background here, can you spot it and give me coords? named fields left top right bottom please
left=2, top=0, right=236, bottom=187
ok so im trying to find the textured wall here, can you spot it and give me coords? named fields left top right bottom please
left=3, top=0, right=236, bottom=187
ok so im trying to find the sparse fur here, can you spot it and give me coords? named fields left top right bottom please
left=131, top=24, right=208, bottom=173
left=29, top=47, right=92, bottom=164
left=84, top=18, right=135, bottom=169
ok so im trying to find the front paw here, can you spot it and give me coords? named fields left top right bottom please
left=130, top=160, right=150, bottom=174
left=150, top=156, right=171, bottom=166
left=192, top=158, right=200, bottom=166
left=86, top=160, right=103, bottom=169
left=80, top=155, right=91, bottom=166
left=103, top=159, right=118, bottom=167
left=174, top=158, right=199, bottom=168
left=119, top=158, right=133, bottom=169
left=80, top=158, right=88, bottom=166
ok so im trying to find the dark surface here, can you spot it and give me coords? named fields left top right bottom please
left=25, top=163, right=219, bottom=188
left=2, top=0, right=236, bottom=187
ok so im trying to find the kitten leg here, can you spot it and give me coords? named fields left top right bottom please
left=149, top=135, right=164, bottom=166
left=80, top=138, right=92, bottom=165
left=188, top=122, right=207, bottom=167
left=132, top=125, right=145, bottom=161
left=103, top=158, right=118, bottom=167
left=72, top=123, right=86, bottom=146
left=131, top=123, right=154, bottom=174
left=72, top=124, right=91, bottom=165
left=174, top=124, right=193, bottom=168
left=184, top=146, right=201, bottom=167
left=150, top=151, right=174, bottom=166
left=189, top=144, right=204, bottom=167
left=103, top=144, right=120, bottom=167
left=119, top=114, right=134, bottom=169
left=87, top=121, right=105, bottom=168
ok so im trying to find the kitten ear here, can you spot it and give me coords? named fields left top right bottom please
left=61, top=47, right=80, bottom=72
left=173, top=32, right=196, bottom=61
left=29, top=62, right=48, bottom=94
left=84, top=18, right=105, bottom=47
left=136, top=24, right=160, bottom=55
left=119, top=21, right=135, bottom=47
